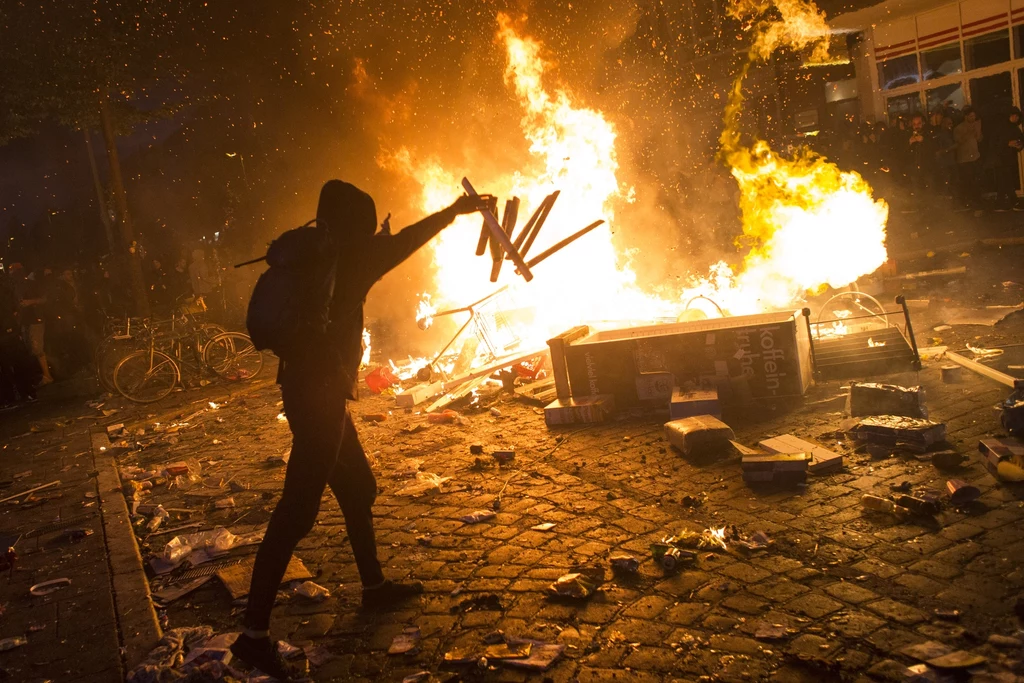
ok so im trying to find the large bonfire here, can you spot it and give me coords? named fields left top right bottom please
left=383, top=0, right=888, bottom=367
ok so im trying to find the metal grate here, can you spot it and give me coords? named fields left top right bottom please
left=25, top=512, right=97, bottom=538
left=170, top=556, right=246, bottom=583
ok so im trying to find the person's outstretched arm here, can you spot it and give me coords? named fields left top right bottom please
left=367, top=194, right=488, bottom=283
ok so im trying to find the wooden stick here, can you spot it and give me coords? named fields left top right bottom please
left=946, top=351, right=1022, bottom=389
left=526, top=220, right=605, bottom=269
left=509, top=194, right=552, bottom=259
left=490, top=198, right=516, bottom=282
left=0, top=480, right=60, bottom=504
left=520, top=191, right=559, bottom=258
left=475, top=196, right=499, bottom=257
left=547, top=325, right=591, bottom=402
left=463, top=178, right=533, bottom=282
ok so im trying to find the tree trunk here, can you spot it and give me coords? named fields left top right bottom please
left=98, top=96, right=149, bottom=317
left=82, top=128, right=117, bottom=256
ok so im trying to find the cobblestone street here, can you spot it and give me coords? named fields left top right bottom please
left=74, top=305, right=1024, bottom=682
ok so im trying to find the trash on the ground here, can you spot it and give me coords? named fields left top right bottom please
left=161, top=527, right=258, bottom=566
left=699, top=527, right=728, bottom=551
left=664, top=415, right=735, bottom=458
left=395, top=472, right=451, bottom=497
left=416, top=535, right=432, bottom=546
left=361, top=413, right=388, bottom=423
left=216, top=556, right=311, bottom=600
left=293, top=580, right=330, bottom=601
left=214, top=497, right=235, bottom=509
left=1002, top=396, right=1024, bottom=436
left=967, top=344, right=1005, bottom=359
left=979, top=437, right=1024, bottom=481
left=427, top=409, right=461, bottom=424
left=847, top=382, right=928, bottom=419
left=402, top=673, right=432, bottom=683
left=126, top=625, right=213, bottom=683
left=153, top=576, right=213, bottom=606
left=492, top=449, right=515, bottom=465
left=735, top=530, right=773, bottom=552
left=107, top=423, right=125, bottom=437
left=610, top=555, right=640, bottom=573
left=753, top=623, right=789, bottom=640
left=940, top=365, right=963, bottom=383
left=543, top=395, right=615, bottom=426
left=146, top=505, right=169, bottom=532
left=935, top=608, right=961, bottom=620
left=894, top=493, right=942, bottom=515
left=926, top=650, right=987, bottom=669
left=759, top=434, right=844, bottom=474
left=29, top=577, right=71, bottom=596
left=847, top=416, right=947, bottom=453
left=164, top=461, right=191, bottom=477
left=0, top=636, right=26, bottom=651
left=0, top=480, right=60, bottom=505
left=483, top=641, right=532, bottom=660
left=742, top=451, right=810, bottom=486
left=531, top=522, right=556, bottom=531
left=861, top=494, right=911, bottom=519
left=395, top=458, right=423, bottom=478
left=470, top=444, right=485, bottom=455
left=931, top=450, right=967, bottom=469
left=304, top=644, right=335, bottom=667
left=266, top=450, right=290, bottom=465
left=548, top=572, right=597, bottom=599
left=460, top=510, right=497, bottom=524
left=228, top=480, right=250, bottom=493
left=489, top=407, right=502, bottom=417
left=388, top=626, right=421, bottom=655
left=946, top=480, right=981, bottom=506
left=670, top=387, right=721, bottom=419
left=365, top=365, right=399, bottom=394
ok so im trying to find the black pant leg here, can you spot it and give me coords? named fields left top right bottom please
left=244, top=374, right=346, bottom=631
left=327, top=412, right=385, bottom=586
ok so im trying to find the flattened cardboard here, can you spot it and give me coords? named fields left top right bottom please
left=216, top=555, right=313, bottom=600
left=759, top=434, right=843, bottom=474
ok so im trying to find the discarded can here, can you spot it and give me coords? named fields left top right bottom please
left=661, top=547, right=683, bottom=571
left=940, top=365, right=963, bottom=383
left=610, top=555, right=640, bottom=573
left=946, top=479, right=981, bottom=506
left=895, top=493, right=942, bottom=515
left=861, top=494, right=911, bottom=519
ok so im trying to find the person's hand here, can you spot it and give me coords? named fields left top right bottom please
left=449, top=193, right=494, bottom=216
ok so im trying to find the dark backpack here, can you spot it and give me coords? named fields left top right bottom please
left=240, top=220, right=338, bottom=359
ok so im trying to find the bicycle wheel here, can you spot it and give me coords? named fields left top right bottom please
left=113, top=349, right=180, bottom=403
left=96, top=336, right=139, bottom=393
left=203, top=332, right=263, bottom=381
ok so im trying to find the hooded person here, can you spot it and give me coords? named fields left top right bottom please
left=231, top=179, right=486, bottom=680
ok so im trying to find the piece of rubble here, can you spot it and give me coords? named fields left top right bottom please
left=293, top=580, right=330, bottom=601
left=388, top=626, right=421, bottom=655
left=847, top=382, right=927, bottom=418
left=847, top=416, right=947, bottom=453
left=926, top=650, right=987, bottom=670
left=664, top=415, right=734, bottom=458
left=460, top=510, right=496, bottom=524
left=547, top=573, right=597, bottom=599
left=759, top=434, right=843, bottom=474
left=610, top=555, right=639, bottom=573
left=544, top=395, right=615, bottom=426
left=531, top=522, right=556, bottom=531
left=742, top=451, right=810, bottom=486
left=670, top=387, right=720, bottom=419
left=946, top=480, right=981, bottom=506
left=492, top=449, right=515, bottom=465
left=753, top=623, right=789, bottom=640
left=987, top=634, right=1022, bottom=648
left=980, top=437, right=1024, bottom=481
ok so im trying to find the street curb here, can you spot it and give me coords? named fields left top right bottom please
left=91, top=427, right=163, bottom=672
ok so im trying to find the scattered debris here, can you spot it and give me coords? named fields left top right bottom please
left=451, top=594, right=503, bottom=613
left=940, top=365, right=963, bottom=383
left=931, top=450, right=967, bottom=469
left=0, top=636, right=26, bottom=651
left=216, top=556, right=312, bottom=600
left=742, top=450, right=810, bottom=486
left=670, top=387, right=721, bottom=419
left=847, top=382, right=927, bottom=418
left=847, top=416, right=946, bottom=452
left=544, top=395, right=615, bottom=426
left=153, top=576, right=214, bottom=606
left=980, top=438, right=1024, bottom=481
left=610, top=555, right=640, bottom=574
left=531, top=522, right=556, bottom=531
left=492, top=449, right=516, bottom=465
left=388, top=626, right=421, bottom=655
left=664, top=415, right=735, bottom=458
left=460, top=510, right=497, bottom=524
left=926, top=650, right=987, bottom=670
left=759, top=434, right=843, bottom=474
left=469, top=444, right=485, bottom=455
left=946, top=480, right=981, bottom=506
left=292, top=580, right=330, bottom=601
left=861, top=494, right=911, bottom=519
left=395, top=472, right=451, bottom=497
left=753, top=623, right=789, bottom=640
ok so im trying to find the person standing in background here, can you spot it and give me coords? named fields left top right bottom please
left=9, top=264, right=54, bottom=386
left=954, top=107, right=984, bottom=212
left=990, top=106, right=1024, bottom=211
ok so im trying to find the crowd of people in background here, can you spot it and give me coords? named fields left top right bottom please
left=0, top=246, right=225, bottom=410
left=823, top=103, right=1024, bottom=213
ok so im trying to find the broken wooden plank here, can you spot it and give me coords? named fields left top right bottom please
left=946, top=351, right=1021, bottom=389
left=547, top=325, right=590, bottom=402
left=520, top=191, right=559, bottom=258
left=510, top=193, right=553, bottom=259
left=475, top=195, right=499, bottom=257
left=514, top=378, right=557, bottom=406
left=526, top=220, right=605, bottom=269
left=424, top=375, right=490, bottom=414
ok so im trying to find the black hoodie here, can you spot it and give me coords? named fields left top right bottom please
left=296, top=180, right=459, bottom=398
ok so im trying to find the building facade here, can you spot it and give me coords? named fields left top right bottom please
left=832, top=0, right=1024, bottom=124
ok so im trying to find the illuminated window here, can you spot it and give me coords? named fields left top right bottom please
left=926, top=82, right=965, bottom=113
left=878, top=54, right=920, bottom=90
left=921, top=44, right=962, bottom=80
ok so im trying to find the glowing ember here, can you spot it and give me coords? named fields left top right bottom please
left=867, top=338, right=886, bottom=348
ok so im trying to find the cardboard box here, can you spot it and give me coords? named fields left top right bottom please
left=741, top=452, right=810, bottom=485
left=979, top=437, right=1024, bottom=481
left=670, top=387, right=720, bottom=419
left=664, top=415, right=734, bottom=458
left=759, top=434, right=844, bottom=474
left=544, top=395, right=615, bottom=426
left=395, top=381, right=444, bottom=408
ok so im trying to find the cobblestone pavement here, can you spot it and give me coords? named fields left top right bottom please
left=92, top=315, right=1024, bottom=683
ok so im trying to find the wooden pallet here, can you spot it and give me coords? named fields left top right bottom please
left=515, top=378, right=558, bottom=406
